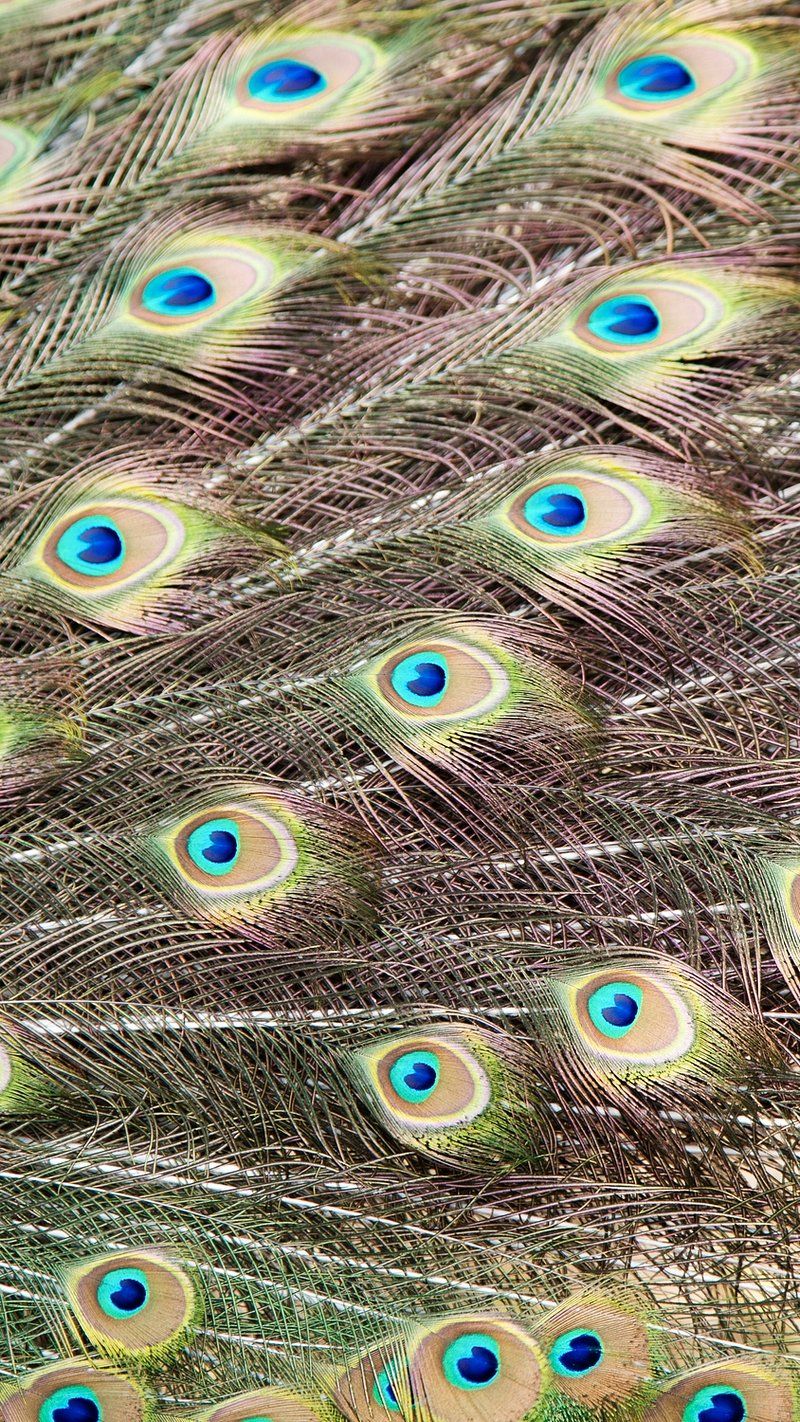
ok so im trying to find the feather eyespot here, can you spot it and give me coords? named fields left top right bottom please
left=586, top=294, right=661, bottom=344
left=17, top=483, right=281, bottom=634
left=505, top=469, right=652, bottom=548
left=247, top=57, right=326, bottom=103
left=566, top=968, right=695, bottom=1067
left=571, top=277, right=722, bottom=357
left=37, top=497, right=186, bottom=599
left=38, top=1385, right=102, bottom=1422
left=407, top=1315, right=544, bottom=1422
left=127, top=240, right=275, bottom=331
left=616, top=54, right=696, bottom=103
left=682, top=1387, right=746, bottom=1422
left=642, top=1361, right=796, bottom=1422
left=0, top=1362, right=150, bottom=1422
left=236, top=34, right=382, bottom=126
left=350, top=1025, right=546, bottom=1169
left=442, top=1333, right=501, bottom=1390
left=587, top=980, right=643, bottom=1039
left=388, top=1048, right=441, bottom=1103
left=550, top=1330, right=604, bottom=1377
left=65, top=1249, right=197, bottom=1364
left=373, top=1365, right=403, bottom=1414
left=96, top=1268, right=149, bottom=1319
left=531, top=1289, right=658, bottom=1411
left=331, top=1343, right=410, bottom=1422
left=373, top=636, right=510, bottom=725
left=140, top=267, right=216, bottom=317
left=354, top=1033, right=491, bottom=1139
left=167, top=801, right=299, bottom=899
left=605, top=33, right=756, bottom=118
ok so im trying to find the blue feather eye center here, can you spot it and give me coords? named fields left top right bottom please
left=247, top=58, right=327, bottom=102
left=588, top=981, right=643, bottom=1039
left=186, top=817, right=241, bottom=876
left=617, top=54, right=696, bottom=102
left=683, top=1386, right=747, bottom=1422
left=390, top=651, right=449, bottom=708
left=443, top=1333, right=501, bottom=1390
left=141, top=266, right=216, bottom=315
left=550, top=1329, right=604, bottom=1376
left=372, top=1363, right=402, bottom=1413
left=39, top=1388, right=102, bottom=1422
left=587, top=295, right=662, bottom=344
left=389, top=1050, right=440, bottom=1104
left=96, top=1266, right=149, bottom=1319
left=523, top=483, right=588, bottom=536
left=56, top=517, right=125, bottom=577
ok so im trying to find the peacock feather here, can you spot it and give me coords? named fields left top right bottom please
left=0, top=0, right=798, bottom=1420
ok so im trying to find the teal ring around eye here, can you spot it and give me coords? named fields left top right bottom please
left=549, top=1328, right=604, bottom=1376
left=617, top=53, right=697, bottom=102
left=442, top=1332, right=501, bottom=1390
left=587, top=981, right=643, bottom=1039
left=247, top=58, right=327, bottom=102
left=586, top=295, right=662, bottom=345
left=186, top=817, right=241, bottom=876
left=388, top=1050, right=440, bottom=1104
left=140, top=266, right=216, bottom=316
left=389, top=650, right=449, bottom=708
left=96, top=1266, right=150, bottom=1319
left=55, top=516, right=126, bottom=577
left=372, top=1363, right=402, bottom=1413
left=522, top=483, right=588, bottom=536
left=681, top=1385, right=747, bottom=1422
left=38, top=1387, right=103, bottom=1422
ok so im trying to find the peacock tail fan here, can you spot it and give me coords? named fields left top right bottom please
left=0, top=0, right=800, bottom=1418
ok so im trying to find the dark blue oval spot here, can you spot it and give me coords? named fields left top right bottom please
left=618, top=54, right=695, bottom=99
left=110, top=1275, right=148, bottom=1313
left=159, top=271, right=213, bottom=310
left=202, top=829, right=238, bottom=865
left=52, top=1398, right=100, bottom=1422
left=457, top=1345, right=500, bottom=1386
left=609, top=298, right=659, bottom=338
left=141, top=266, right=217, bottom=317
left=696, top=1391, right=746, bottom=1422
left=407, top=660, right=447, bottom=699
left=602, top=992, right=639, bottom=1028
left=541, top=492, right=585, bottom=529
left=403, top=1059, right=437, bottom=1093
left=248, top=58, right=326, bottom=101
left=76, top=524, right=122, bottom=566
left=558, top=1333, right=603, bottom=1374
